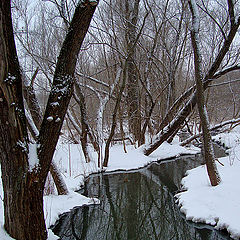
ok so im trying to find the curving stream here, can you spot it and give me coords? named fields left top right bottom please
left=52, top=146, right=231, bottom=240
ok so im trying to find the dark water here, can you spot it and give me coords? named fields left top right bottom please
left=52, top=148, right=231, bottom=240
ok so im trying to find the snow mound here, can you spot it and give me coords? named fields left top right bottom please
left=176, top=128, right=240, bottom=239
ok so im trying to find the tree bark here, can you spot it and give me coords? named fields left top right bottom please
left=125, top=0, right=141, bottom=144
left=0, top=2, right=45, bottom=238
left=188, top=0, right=221, bottom=186
left=103, top=64, right=126, bottom=167
left=0, top=1, right=98, bottom=239
left=37, top=0, right=98, bottom=181
left=23, top=73, right=68, bottom=195
left=74, top=82, right=96, bottom=163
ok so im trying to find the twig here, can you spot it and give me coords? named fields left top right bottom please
left=216, top=159, right=224, bottom=166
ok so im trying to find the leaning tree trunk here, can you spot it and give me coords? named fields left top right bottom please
left=189, top=0, right=221, bottom=186
left=23, top=72, right=68, bottom=195
left=0, top=1, right=98, bottom=239
left=144, top=5, right=240, bottom=156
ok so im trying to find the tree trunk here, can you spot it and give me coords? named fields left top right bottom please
left=74, top=83, right=94, bottom=163
left=3, top=176, right=46, bottom=239
left=23, top=72, right=68, bottom=195
left=0, top=1, right=97, bottom=239
left=0, top=1, right=47, bottom=238
left=125, top=0, right=141, bottom=144
left=103, top=64, right=126, bottom=167
left=50, top=162, right=69, bottom=195
left=36, top=0, right=98, bottom=181
left=189, top=0, right=221, bottom=186
left=26, top=109, right=69, bottom=195
left=0, top=86, right=47, bottom=239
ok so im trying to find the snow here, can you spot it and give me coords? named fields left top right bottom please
left=190, top=0, right=200, bottom=32
left=52, top=76, right=73, bottom=96
left=4, top=74, right=16, bottom=85
left=104, top=141, right=198, bottom=172
left=0, top=136, right=199, bottom=239
left=50, top=102, right=59, bottom=107
left=1, top=127, right=240, bottom=239
left=16, top=140, right=28, bottom=153
left=47, top=116, right=54, bottom=122
left=55, top=117, right=61, bottom=123
left=53, top=138, right=199, bottom=185
left=25, top=110, right=39, bottom=136
left=0, top=226, right=15, bottom=240
left=44, top=191, right=99, bottom=228
left=28, top=143, right=39, bottom=171
left=175, top=126, right=240, bottom=239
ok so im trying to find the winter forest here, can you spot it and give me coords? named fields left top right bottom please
left=0, top=0, right=240, bottom=239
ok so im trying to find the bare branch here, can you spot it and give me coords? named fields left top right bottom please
left=76, top=72, right=110, bottom=88
left=181, top=118, right=240, bottom=146
left=212, top=65, right=240, bottom=79
left=208, top=78, right=240, bottom=88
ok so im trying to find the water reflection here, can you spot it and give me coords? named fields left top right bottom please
left=52, top=154, right=231, bottom=240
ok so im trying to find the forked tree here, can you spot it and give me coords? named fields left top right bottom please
left=0, top=0, right=98, bottom=239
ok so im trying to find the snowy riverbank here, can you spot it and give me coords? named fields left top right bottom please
left=176, top=127, right=240, bottom=239
left=0, top=139, right=199, bottom=239
left=1, top=128, right=240, bottom=239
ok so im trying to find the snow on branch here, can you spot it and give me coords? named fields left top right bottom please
left=181, top=118, right=240, bottom=146
left=28, top=143, right=40, bottom=172
left=212, top=65, right=240, bottom=79
left=208, top=78, right=240, bottom=88
left=76, top=72, right=110, bottom=88
left=189, top=0, right=200, bottom=33
left=25, top=109, right=39, bottom=138
left=67, top=110, right=81, bottom=135
left=75, top=81, right=110, bottom=97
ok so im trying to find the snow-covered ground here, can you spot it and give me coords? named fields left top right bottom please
left=176, top=127, right=240, bottom=239
left=0, top=138, right=198, bottom=239
left=1, top=128, right=240, bottom=239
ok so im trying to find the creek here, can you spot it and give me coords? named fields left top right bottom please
left=52, top=144, right=231, bottom=240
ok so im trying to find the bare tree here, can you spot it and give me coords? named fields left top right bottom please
left=144, top=0, right=240, bottom=156
left=0, top=1, right=98, bottom=239
left=23, top=70, right=68, bottom=195
left=188, top=0, right=221, bottom=186
left=125, top=0, right=142, bottom=145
